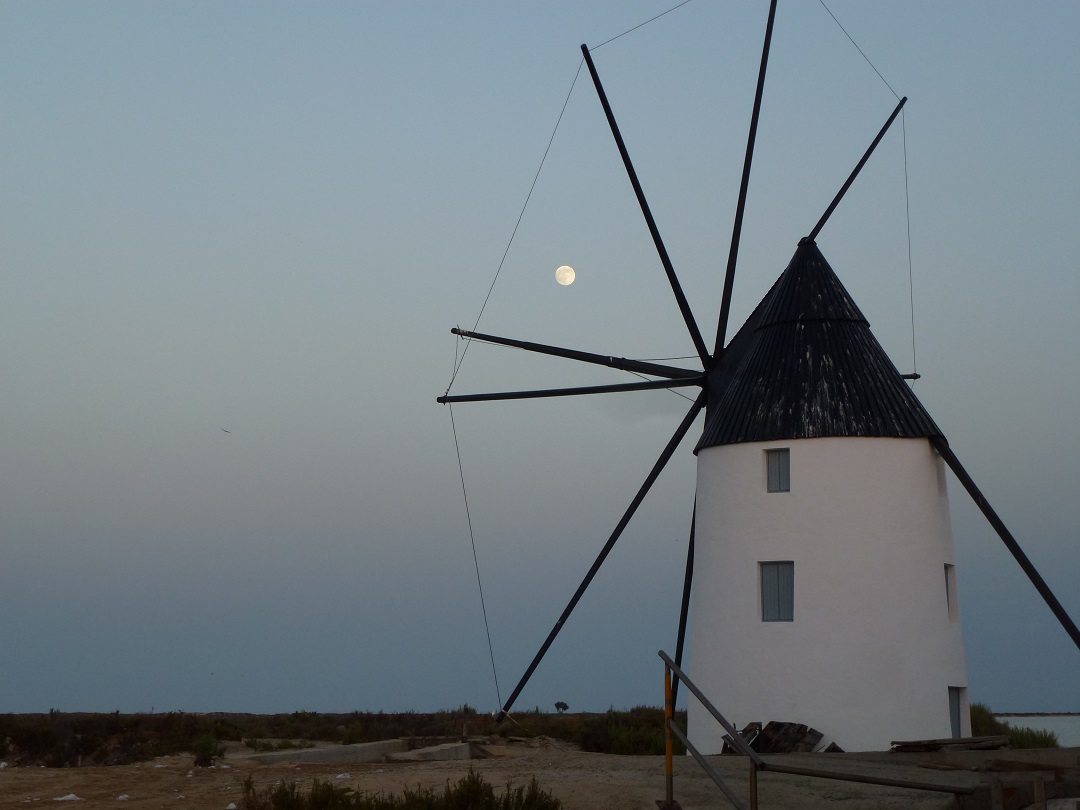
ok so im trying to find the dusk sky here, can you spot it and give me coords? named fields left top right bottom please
left=2, top=1, right=1077, bottom=718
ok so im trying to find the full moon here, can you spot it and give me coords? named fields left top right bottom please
left=555, top=265, right=576, bottom=286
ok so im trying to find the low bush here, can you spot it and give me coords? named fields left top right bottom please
left=0, top=711, right=239, bottom=767
left=578, top=707, right=675, bottom=755
left=490, top=705, right=685, bottom=756
left=0, top=705, right=685, bottom=766
left=969, top=703, right=1058, bottom=749
left=1007, top=726, right=1059, bottom=748
left=239, top=770, right=561, bottom=810
left=192, top=734, right=225, bottom=767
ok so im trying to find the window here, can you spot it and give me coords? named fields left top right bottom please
left=766, top=448, right=790, bottom=492
left=945, top=564, right=959, bottom=622
left=761, top=561, right=794, bottom=622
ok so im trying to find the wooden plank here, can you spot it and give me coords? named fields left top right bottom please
left=890, top=735, right=1009, bottom=753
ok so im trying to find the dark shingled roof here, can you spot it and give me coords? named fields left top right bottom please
left=696, top=239, right=941, bottom=451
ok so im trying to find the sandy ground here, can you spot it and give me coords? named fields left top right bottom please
left=0, top=737, right=1007, bottom=810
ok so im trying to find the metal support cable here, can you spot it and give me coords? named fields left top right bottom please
left=818, top=0, right=918, bottom=378
left=496, top=393, right=705, bottom=719
left=818, top=0, right=901, bottom=101
left=448, top=0, right=701, bottom=393
left=446, top=58, right=583, bottom=394
left=902, top=112, right=918, bottom=377
left=448, top=403, right=502, bottom=708
left=592, top=0, right=695, bottom=50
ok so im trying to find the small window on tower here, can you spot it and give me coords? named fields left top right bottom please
left=766, top=448, right=790, bottom=492
left=945, top=564, right=959, bottom=622
left=761, top=561, right=794, bottom=622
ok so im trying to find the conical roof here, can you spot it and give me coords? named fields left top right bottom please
left=697, top=239, right=941, bottom=451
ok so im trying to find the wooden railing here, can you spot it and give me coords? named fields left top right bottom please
left=657, top=650, right=975, bottom=810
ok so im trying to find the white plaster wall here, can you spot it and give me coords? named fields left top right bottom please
left=687, top=436, right=969, bottom=752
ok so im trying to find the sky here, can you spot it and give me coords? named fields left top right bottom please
left=1, top=1, right=1078, bottom=718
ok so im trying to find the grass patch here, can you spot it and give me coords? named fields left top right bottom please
left=239, top=770, right=561, bottom=810
left=969, top=703, right=1059, bottom=749
left=491, top=705, right=685, bottom=756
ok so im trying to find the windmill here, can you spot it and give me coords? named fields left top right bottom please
left=439, top=1, right=1080, bottom=751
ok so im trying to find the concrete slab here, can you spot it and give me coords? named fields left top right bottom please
left=242, top=739, right=409, bottom=765
left=386, top=742, right=474, bottom=762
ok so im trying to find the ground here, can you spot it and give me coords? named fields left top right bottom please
left=0, top=737, right=1006, bottom=810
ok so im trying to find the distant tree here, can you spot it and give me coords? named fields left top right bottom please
left=554, top=701, right=569, bottom=714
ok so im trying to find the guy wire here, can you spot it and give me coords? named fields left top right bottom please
left=902, top=112, right=918, bottom=378
left=593, top=0, right=695, bottom=50
left=446, top=57, right=584, bottom=394
left=818, top=0, right=900, bottom=101
left=820, top=0, right=918, bottom=377
left=447, top=0, right=699, bottom=393
left=449, top=402, right=502, bottom=708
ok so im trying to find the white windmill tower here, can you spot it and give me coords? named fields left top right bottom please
left=688, top=237, right=969, bottom=752
left=440, top=1, right=1079, bottom=752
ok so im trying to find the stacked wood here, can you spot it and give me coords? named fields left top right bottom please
left=744, top=721, right=824, bottom=753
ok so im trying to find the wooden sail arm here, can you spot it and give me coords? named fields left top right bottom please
left=806, top=96, right=907, bottom=243
left=438, top=376, right=702, bottom=404
left=494, top=393, right=706, bottom=721
left=450, top=327, right=700, bottom=379
left=580, top=44, right=710, bottom=368
left=714, top=0, right=778, bottom=359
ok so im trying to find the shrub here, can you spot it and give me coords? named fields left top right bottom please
left=969, top=703, right=1059, bottom=749
left=1007, top=726, right=1059, bottom=748
left=577, top=706, right=680, bottom=756
left=239, top=770, right=561, bottom=810
left=340, top=725, right=365, bottom=745
left=0, top=706, right=688, bottom=765
left=192, top=735, right=225, bottom=767
left=969, top=703, right=1008, bottom=736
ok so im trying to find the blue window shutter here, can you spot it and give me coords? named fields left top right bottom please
left=762, top=563, right=780, bottom=620
left=766, top=449, right=790, bottom=492
left=761, top=561, right=794, bottom=622
left=778, top=561, right=794, bottom=620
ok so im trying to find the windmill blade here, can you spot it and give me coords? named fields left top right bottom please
left=930, top=435, right=1080, bottom=651
left=438, top=375, right=702, bottom=404
left=714, top=0, right=777, bottom=359
left=495, top=393, right=706, bottom=721
left=450, top=327, right=699, bottom=379
left=670, top=497, right=696, bottom=709
left=580, top=44, right=710, bottom=368
left=805, top=96, right=907, bottom=243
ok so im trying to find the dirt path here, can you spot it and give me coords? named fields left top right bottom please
left=0, top=739, right=978, bottom=810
